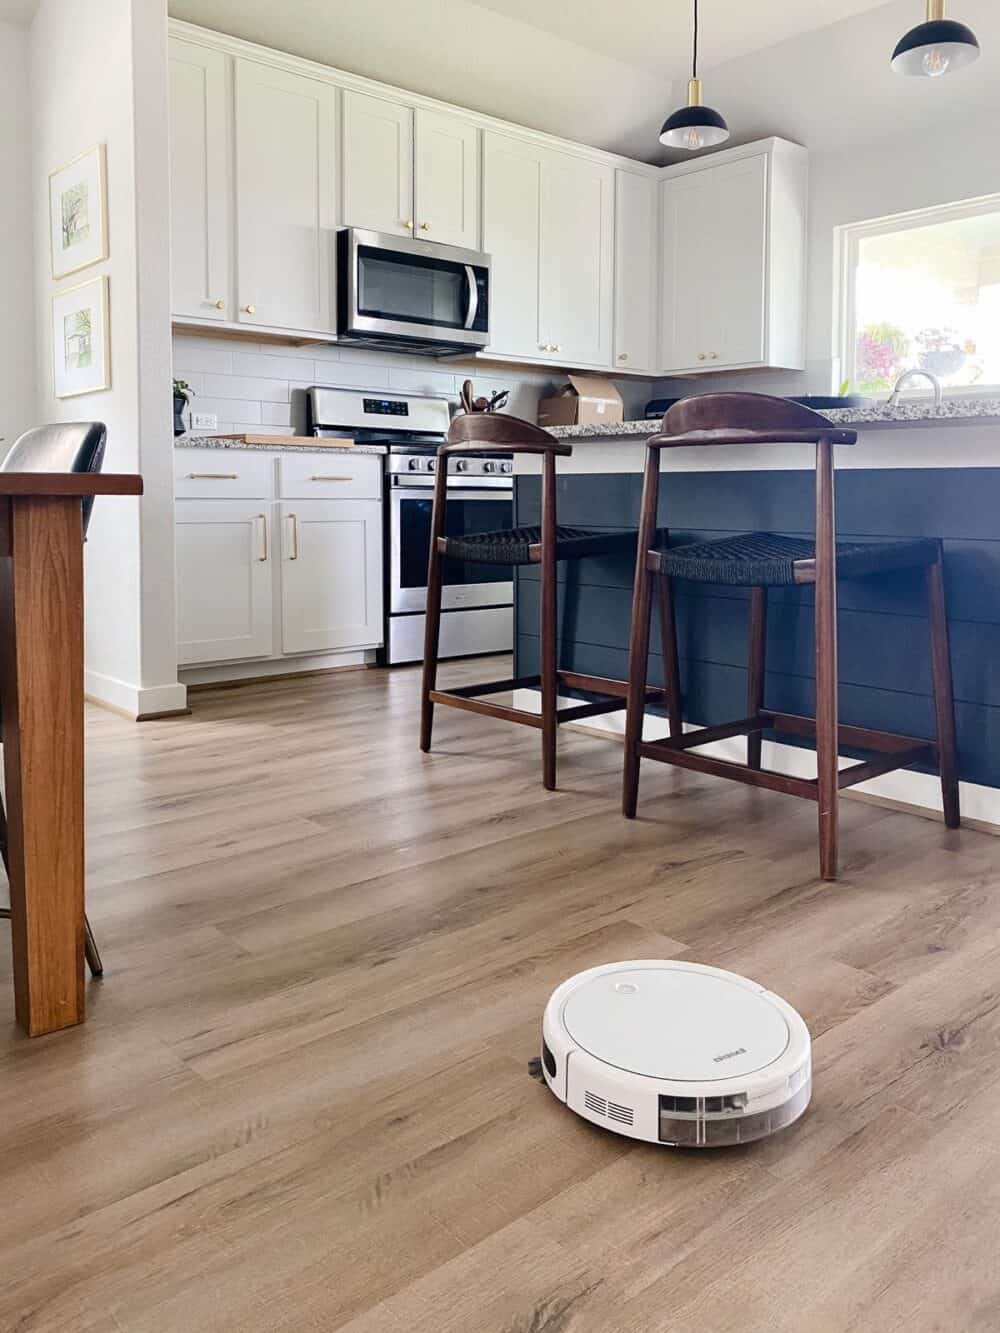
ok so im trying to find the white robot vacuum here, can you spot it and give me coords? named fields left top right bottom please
left=541, top=960, right=811, bottom=1147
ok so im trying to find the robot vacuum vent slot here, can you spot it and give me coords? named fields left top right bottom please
left=607, top=1102, right=635, bottom=1126
left=584, top=1091, right=607, bottom=1116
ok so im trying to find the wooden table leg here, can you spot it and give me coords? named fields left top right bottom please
left=0, top=496, right=85, bottom=1035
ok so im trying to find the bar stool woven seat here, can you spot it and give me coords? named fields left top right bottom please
left=651, top=532, right=940, bottom=586
left=444, top=525, right=637, bottom=565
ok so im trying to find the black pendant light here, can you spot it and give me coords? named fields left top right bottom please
left=660, top=0, right=730, bottom=151
left=891, top=0, right=981, bottom=76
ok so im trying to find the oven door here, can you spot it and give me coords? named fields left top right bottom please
left=340, top=229, right=490, bottom=350
left=390, top=484, right=513, bottom=614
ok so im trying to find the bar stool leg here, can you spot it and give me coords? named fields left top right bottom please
left=746, top=586, right=767, bottom=769
left=420, top=470, right=448, bottom=753
left=657, top=574, right=683, bottom=740
left=540, top=454, right=558, bottom=790
left=926, top=551, right=960, bottom=828
left=623, top=450, right=660, bottom=818
left=815, top=441, right=839, bottom=881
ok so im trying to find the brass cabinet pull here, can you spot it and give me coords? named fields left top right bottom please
left=419, top=222, right=430, bottom=231
left=309, top=474, right=352, bottom=482
left=187, top=472, right=238, bottom=480
left=403, top=219, right=414, bottom=230
left=257, top=513, right=268, bottom=562
left=242, top=304, right=256, bottom=315
left=288, top=512, right=299, bottom=560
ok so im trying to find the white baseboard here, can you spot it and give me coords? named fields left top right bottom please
left=513, top=688, right=1000, bottom=831
left=180, top=649, right=372, bottom=687
left=85, top=670, right=189, bottom=720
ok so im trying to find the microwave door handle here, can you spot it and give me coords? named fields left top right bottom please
left=463, top=265, right=478, bottom=331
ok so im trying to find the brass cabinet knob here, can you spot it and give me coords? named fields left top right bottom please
left=419, top=222, right=430, bottom=231
left=242, top=304, right=256, bottom=315
left=698, top=352, right=707, bottom=360
left=618, top=353, right=628, bottom=361
left=212, top=299, right=225, bottom=310
left=403, top=219, right=414, bottom=230
left=710, top=352, right=719, bottom=359
left=539, top=343, right=549, bottom=352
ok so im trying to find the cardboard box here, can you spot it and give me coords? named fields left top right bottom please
left=538, top=374, right=624, bottom=428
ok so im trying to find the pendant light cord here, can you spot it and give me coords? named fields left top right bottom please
left=692, top=0, right=699, bottom=79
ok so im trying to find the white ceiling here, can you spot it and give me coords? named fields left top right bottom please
left=169, top=0, right=997, bottom=162
left=468, top=0, right=895, bottom=77
left=0, top=0, right=38, bottom=24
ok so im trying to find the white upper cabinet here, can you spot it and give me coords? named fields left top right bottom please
left=484, top=132, right=613, bottom=367
left=341, top=90, right=414, bottom=237
left=659, top=140, right=807, bottom=375
left=413, top=109, right=480, bottom=248
left=234, top=59, right=337, bottom=335
left=483, top=132, right=543, bottom=359
left=614, top=170, right=658, bottom=375
left=168, top=38, right=231, bottom=321
left=538, top=151, right=614, bottom=368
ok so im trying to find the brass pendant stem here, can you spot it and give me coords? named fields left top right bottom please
left=926, top=0, right=945, bottom=20
left=687, top=77, right=703, bottom=107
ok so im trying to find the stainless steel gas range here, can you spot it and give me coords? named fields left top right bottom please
left=308, top=387, right=514, bottom=666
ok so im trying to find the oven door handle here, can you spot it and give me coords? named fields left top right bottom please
left=463, top=265, right=478, bottom=331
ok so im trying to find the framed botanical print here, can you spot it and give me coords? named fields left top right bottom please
left=52, top=276, right=111, bottom=399
left=49, top=144, right=108, bottom=279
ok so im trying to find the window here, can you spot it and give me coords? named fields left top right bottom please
left=840, top=197, right=1000, bottom=394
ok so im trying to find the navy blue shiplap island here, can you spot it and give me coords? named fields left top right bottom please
left=512, top=398, right=1000, bottom=824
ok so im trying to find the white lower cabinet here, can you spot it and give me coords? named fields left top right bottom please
left=176, top=500, right=274, bottom=665
left=279, top=500, right=383, bottom=654
left=175, top=452, right=385, bottom=671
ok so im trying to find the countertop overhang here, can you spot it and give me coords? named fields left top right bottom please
left=176, top=435, right=388, bottom=455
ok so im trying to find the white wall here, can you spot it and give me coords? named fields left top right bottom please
left=0, top=18, right=35, bottom=445
left=30, top=0, right=183, bottom=718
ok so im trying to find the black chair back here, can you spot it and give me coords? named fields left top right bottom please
left=0, top=423, right=107, bottom=536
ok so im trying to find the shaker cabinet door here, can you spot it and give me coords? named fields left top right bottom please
left=279, top=501, right=383, bottom=654
left=168, top=38, right=231, bottom=321
left=614, top=169, right=658, bottom=374
left=234, top=58, right=337, bottom=334
left=414, top=108, right=480, bottom=249
left=482, top=132, right=543, bottom=359
left=176, top=501, right=274, bottom=665
left=341, top=90, right=414, bottom=237
left=538, top=149, right=614, bottom=368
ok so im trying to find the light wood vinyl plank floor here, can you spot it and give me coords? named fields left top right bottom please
left=1, top=656, right=998, bottom=1331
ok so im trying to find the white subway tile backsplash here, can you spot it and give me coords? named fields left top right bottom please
left=261, top=401, right=293, bottom=427
left=195, top=396, right=263, bottom=426
left=387, top=366, right=457, bottom=396
left=202, top=373, right=289, bottom=403
left=172, top=337, right=234, bottom=376
left=173, top=335, right=656, bottom=439
left=232, top=351, right=318, bottom=381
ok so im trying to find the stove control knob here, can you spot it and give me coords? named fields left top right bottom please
left=500, top=461, right=513, bottom=474
left=455, top=459, right=469, bottom=472
left=407, top=457, right=421, bottom=470
left=483, top=461, right=498, bottom=474
left=427, top=458, right=437, bottom=472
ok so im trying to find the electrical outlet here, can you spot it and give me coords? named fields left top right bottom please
left=191, top=412, right=218, bottom=431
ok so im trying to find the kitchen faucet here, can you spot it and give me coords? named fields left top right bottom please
left=886, top=368, right=942, bottom=409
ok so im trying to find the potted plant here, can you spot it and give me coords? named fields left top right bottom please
left=916, top=327, right=968, bottom=379
left=173, top=378, right=194, bottom=437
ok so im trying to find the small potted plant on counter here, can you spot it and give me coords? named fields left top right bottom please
left=173, top=378, right=194, bottom=437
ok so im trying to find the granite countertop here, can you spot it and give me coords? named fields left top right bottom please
left=176, top=434, right=387, bottom=456
left=547, top=396, right=1000, bottom=440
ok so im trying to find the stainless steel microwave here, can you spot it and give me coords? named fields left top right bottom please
left=336, top=228, right=491, bottom=356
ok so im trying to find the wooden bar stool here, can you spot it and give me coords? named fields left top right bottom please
left=420, top=413, right=663, bottom=790
left=622, top=392, right=960, bottom=881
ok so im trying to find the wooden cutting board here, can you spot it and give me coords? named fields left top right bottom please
left=206, top=433, right=354, bottom=447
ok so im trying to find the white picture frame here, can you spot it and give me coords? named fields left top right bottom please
left=52, top=276, right=111, bottom=399
left=49, top=144, right=108, bottom=279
